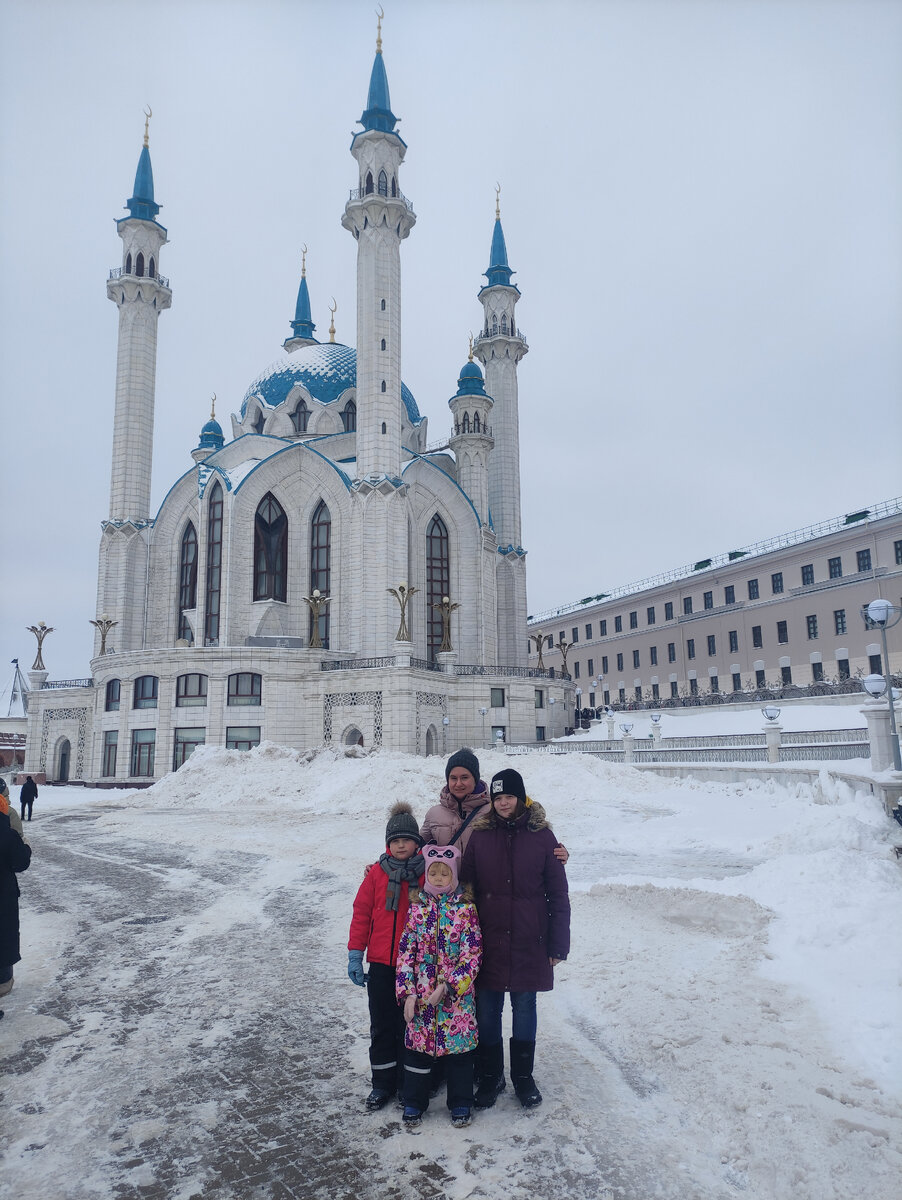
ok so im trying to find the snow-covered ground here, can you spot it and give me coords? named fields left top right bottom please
left=2, top=730, right=901, bottom=1199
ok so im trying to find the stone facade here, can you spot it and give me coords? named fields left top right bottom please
left=530, top=503, right=902, bottom=706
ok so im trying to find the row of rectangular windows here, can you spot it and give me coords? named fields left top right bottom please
left=101, top=726, right=262, bottom=777
left=537, top=544, right=899, bottom=649
left=566, top=610, right=856, bottom=678
left=579, top=654, right=882, bottom=706
left=105, top=672, right=262, bottom=711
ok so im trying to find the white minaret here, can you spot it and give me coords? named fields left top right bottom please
left=341, top=16, right=415, bottom=480
left=473, top=188, right=527, bottom=549
left=473, top=191, right=528, bottom=665
left=448, top=343, right=494, bottom=524
left=105, top=111, right=171, bottom=522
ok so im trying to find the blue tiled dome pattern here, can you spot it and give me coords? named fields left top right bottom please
left=241, top=342, right=421, bottom=424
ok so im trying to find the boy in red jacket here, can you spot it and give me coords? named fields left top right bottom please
left=348, top=801, right=425, bottom=1110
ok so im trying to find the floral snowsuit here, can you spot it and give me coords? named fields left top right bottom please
left=395, top=890, right=482, bottom=1057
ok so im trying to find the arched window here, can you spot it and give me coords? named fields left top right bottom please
left=378, top=169, right=388, bottom=196
left=462, top=412, right=470, bottom=433
left=380, top=380, right=386, bottom=393
left=133, top=675, right=158, bottom=709
left=253, top=492, right=287, bottom=602
left=380, top=338, right=386, bottom=351
left=310, top=501, right=331, bottom=648
left=228, top=672, right=262, bottom=706
left=381, top=422, right=386, bottom=434
left=149, top=256, right=156, bottom=279
left=492, top=314, right=498, bottom=335
left=204, top=483, right=223, bottom=644
left=135, top=252, right=145, bottom=277
left=176, top=673, right=208, bottom=706
left=473, top=412, right=481, bottom=432
left=426, top=514, right=450, bottom=661
left=341, top=399, right=356, bottom=432
left=105, top=679, right=121, bottom=712
left=381, top=299, right=386, bottom=311
left=391, top=175, right=397, bottom=197
left=177, top=521, right=198, bottom=642
left=291, top=399, right=309, bottom=433
left=125, top=252, right=132, bottom=274
left=365, top=171, right=374, bottom=194
left=501, top=314, right=508, bottom=334
left=252, top=409, right=265, bottom=435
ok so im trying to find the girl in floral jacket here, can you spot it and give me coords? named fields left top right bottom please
left=395, top=844, right=482, bottom=1128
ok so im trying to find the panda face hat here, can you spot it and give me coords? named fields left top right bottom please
left=422, top=843, right=460, bottom=896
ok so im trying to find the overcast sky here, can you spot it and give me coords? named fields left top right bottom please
left=1, top=0, right=900, bottom=682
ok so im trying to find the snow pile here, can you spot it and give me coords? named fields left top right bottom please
left=8, top=746, right=902, bottom=1199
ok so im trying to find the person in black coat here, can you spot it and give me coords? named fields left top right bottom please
left=0, top=809, right=32, bottom=1017
left=20, top=776, right=38, bottom=822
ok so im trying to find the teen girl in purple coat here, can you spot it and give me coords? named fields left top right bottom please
left=460, top=767, right=570, bottom=1109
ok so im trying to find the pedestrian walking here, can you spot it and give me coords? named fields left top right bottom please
left=0, top=791, right=32, bottom=1018
left=20, top=776, right=38, bottom=822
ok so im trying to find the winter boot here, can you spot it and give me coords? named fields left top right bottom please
left=365, top=1087, right=393, bottom=1111
left=509, top=1038, right=543, bottom=1108
left=473, top=1041, right=506, bottom=1109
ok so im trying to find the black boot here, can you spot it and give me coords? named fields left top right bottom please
left=509, top=1038, right=542, bottom=1108
left=474, top=1041, right=506, bottom=1109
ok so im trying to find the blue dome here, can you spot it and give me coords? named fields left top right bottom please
left=241, top=342, right=421, bottom=425
left=452, top=360, right=488, bottom=399
left=198, top=417, right=224, bottom=449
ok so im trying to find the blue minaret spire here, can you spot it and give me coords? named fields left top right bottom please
left=483, top=185, right=516, bottom=291
left=284, top=246, right=318, bottom=350
left=125, top=109, right=161, bottom=222
left=358, top=9, right=399, bottom=135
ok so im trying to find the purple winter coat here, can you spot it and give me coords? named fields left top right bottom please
left=460, top=800, right=570, bottom=993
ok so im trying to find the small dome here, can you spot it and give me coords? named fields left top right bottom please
left=451, top=360, right=489, bottom=399
left=198, top=417, right=224, bottom=450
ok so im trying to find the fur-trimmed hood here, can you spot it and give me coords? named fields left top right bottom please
left=470, top=799, right=551, bottom=834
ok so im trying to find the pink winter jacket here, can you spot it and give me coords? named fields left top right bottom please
left=419, top=782, right=491, bottom=854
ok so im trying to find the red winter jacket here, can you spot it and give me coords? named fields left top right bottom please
left=348, top=862, right=425, bottom=968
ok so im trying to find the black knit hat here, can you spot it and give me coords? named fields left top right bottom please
left=490, top=768, right=526, bottom=804
left=445, top=747, right=481, bottom=784
left=385, top=801, right=424, bottom=847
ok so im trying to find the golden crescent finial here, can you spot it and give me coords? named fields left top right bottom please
left=495, top=182, right=501, bottom=219
left=210, top=393, right=217, bottom=420
left=301, top=244, right=307, bottom=277
left=376, top=6, right=384, bottom=54
left=468, top=333, right=474, bottom=362
left=329, top=297, right=337, bottom=343
left=143, top=105, right=153, bottom=147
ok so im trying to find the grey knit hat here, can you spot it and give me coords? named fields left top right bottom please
left=385, top=800, right=424, bottom=847
left=445, top=747, right=480, bottom=784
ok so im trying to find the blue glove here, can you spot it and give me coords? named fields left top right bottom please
left=348, top=950, right=367, bottom=987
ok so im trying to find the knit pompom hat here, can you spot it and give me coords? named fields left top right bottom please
left=385, top=801, right=424, bottom=848
left=444, top=748, right=480, bottom=784
left=422, top=844, right=460, bottom=896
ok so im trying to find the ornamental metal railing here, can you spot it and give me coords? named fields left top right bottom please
left=410, top=658, right=442, bottom=672
left=528, top=494, right=902, bottom=624
left=347, top=187, right=414, bottom=212
left=455, top=664, right=561, bottom=679
left=472, top=329, right=528, bottom=349
left=108, top=267, right=170, bottom=288
left=320, top=657, right=396, bottom=671
left=40, top=679, right=94, bottom=689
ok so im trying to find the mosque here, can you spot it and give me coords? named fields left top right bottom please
left=23, top=23, right=569, bottom=783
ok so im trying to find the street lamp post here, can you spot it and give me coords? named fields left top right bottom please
left=575, top=687, right=582, bottom=730
left=549, top=696, right=556, bottom=740
left=860, top=599, right=901, bottom=771
left=479, top=706, right=488, bottom=746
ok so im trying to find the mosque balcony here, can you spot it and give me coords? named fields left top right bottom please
left=109, top=267, right=170, bottom=289
left=472, top=329, right=527, bottom=350
left=347, top=187, right=414, bottom=212
left=451, top=421, right=493, bottom=438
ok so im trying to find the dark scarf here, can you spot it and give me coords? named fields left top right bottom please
left=379, top=852, right=424, bottom=911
